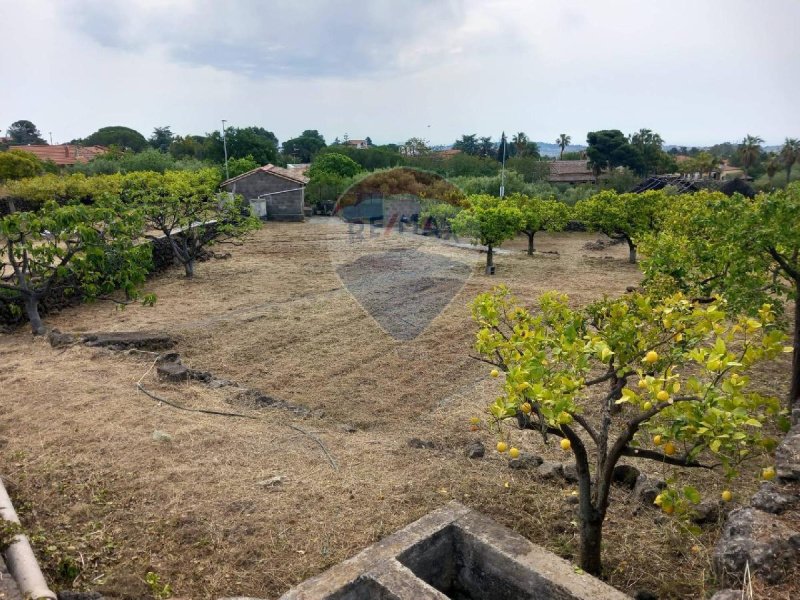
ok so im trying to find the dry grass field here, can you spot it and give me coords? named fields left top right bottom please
left=0, top=218, right=792, bottom=599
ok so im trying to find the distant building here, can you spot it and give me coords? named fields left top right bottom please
left=286, top=163, right=311, bottom=177
left=220, top=164, right=309, bottom=222
left=345, top=139, right=370, bottom=150
left=547, top=160, right=597, bottom=185
left=7, top=144, right=107, bottom=167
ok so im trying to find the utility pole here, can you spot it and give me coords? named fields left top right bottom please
left=48, top=132, right=53, bottom=145
left=221, top=119, right=230, bottom=180
left=500, top=131, right=507, bottom=198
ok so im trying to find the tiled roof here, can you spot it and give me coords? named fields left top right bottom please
left=221, top=164, right=310, bottom=187
left=548, top=160, right=593, bottom=175
left=7, top=144, right=107, bottom=166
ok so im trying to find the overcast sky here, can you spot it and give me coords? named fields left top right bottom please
left=2, top=0, right=799, bottom=147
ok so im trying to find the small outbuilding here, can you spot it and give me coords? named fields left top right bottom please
left=220, top=164, right=309, bottom=221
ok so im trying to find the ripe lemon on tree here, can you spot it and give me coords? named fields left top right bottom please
left=490, top=369, right=500, bottom=377
left=496, top=441, right=508, bottom=453
left=521, top=402, right=532, bottom=414
left=663, top=441, right=676, bottom=456
left=509, top=447, right=520, bottom=459
left=653, top=435, right=663, bottom=445
left=645, top=350, right=659, bottom=363
left=637, top=379, right=648, bottom=389
left=762, top=466, right=776, bottom=480
left=642, top=401, right=653, bottom=411
left=656, top=390, right=670, bottom=402
left=721, top=490, right=733, bottom=502
left=560, top=438, right=571, bottom=451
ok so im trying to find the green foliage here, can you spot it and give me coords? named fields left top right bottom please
left=510, top=193, right=570, bottom=253
left=145, top=571, right=173, bottom=599
left=574, top=190, right=669, bottom=262
left=471, top=285, right=787, bottom=573
left=640, top=184, right=800, bottom=409
left=135, top=169, right=258, bottom=278
left=70, top=148, right=206, bottom=175
left=505, top=156, right=549, bottom=182
left=149, top=126, right=175, bottom=153
left=223, top=155, right=259, bottom=180
left=419, top=200, right=463, bottom=234
left=0, top=149, right=44, bottom=181
left=207, top=126, right=279, bottom=165
left=0, top=199, right=151, bottom=333
left=283, top=130, right=326, bottom=163
left=587, top=130, right=643, bottom=175
left=308, top=152, right=362, bottom=179
left=317, top=144, right=402, bottom=171
left=451, top=195, right=523, bottom=270
left=0, top=519, right=22, bottom=551
left=6, top=120, right=46, bottom=145
left=82, top=126, right=148, bottom=152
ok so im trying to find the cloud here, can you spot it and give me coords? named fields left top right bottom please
left=61, top=0, right=473, bottom=78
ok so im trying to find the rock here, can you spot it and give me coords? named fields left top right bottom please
left=562, top=463, right=579, bottom=483
left=751, top=482, right=797, bottom=514
left=464, top=441, right=485, bottom=459
left=157, top=361, right=190, bottom=382
left=775, top=423, right=800, bottom=481
left=339, top=424, right=358, bottom=434
left=612, top=464, right=641, bottom=489
left=82, top=331, right=174, bottom=351
left=713, top=507, right=800, bottom=587
left=57, top=592, right=104, bottom=600
left=709, top=591, right=740, bottom=600
left=691, top=501, right=721, bottom=525
left=257, top=476, right=285, bottom=487
left=152, top=430, right=172, bottom=443
left=633, top=474, right=666, bottom=507
left=508, top=452, right=542, bottom=470
left=408, top=438, right=435, bottom=449
left=208, top=379, right=233, bottom=389
left=229, top=389, right=309, bottom=416
left=537, top=461, right=564, bottom=480
left=47, top=328, right=76, bottom=348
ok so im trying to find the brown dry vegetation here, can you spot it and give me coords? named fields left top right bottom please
left=0, top=219, right=792, bottom=599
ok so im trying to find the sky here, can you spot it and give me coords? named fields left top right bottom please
left=2, top=0, right=799, bottom=148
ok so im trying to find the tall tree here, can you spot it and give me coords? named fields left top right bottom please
left=629, top=128, right=667, bottom=175
left=6, top=120, right=46, bottom=145
left=586, top=130, right=644, bottom=176
left=511, top=194, right=570, bottom=254
left=766, top=155, right=780, bottom=188
left=400, top=137, right=430, bottom=157
left=478, top=136, right=495, bottom=159
left=453, top=134, right=480, bottom=156
left=83, top=126, right=148, bottom=152
left=207, top=126, right=279, bottom=165
left=283, top=130, right=327, bottom=162
left=738, top=134, right=764, bottom=178
left=496, top=132, right=512, bottom=162
left=556, top=133, right=571, bottom=159
left=149, top=126, right=175, bottom=153
left=780, top=138, right=800, bottom=184
left=512, top=132, right=529, bottom=156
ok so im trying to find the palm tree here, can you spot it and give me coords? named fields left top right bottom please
left=512, top=132, right=529, bottom=156
left=766, top=155, right=780, bottom=188
left=556, top=134, right=571, bottom=159
left=739, top=134, right=764, bottom=178
left=781, top=138, right=800, bottom=184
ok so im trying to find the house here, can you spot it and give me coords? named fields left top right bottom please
left=6, top=144, right=107, bottom=166
left=345, top=139, right=369, bottom=150
left=547, top=160, right=597, bottom=185
left=220, top=164, right=309, bottom=221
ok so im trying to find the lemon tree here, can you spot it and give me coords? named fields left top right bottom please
left=451, top=194, right=523, bottom=273
left=641, top=183, right=800, bottom=411
left=510, top=193, right=571, bottom=255
left=471, top=285, right=787, bottom=575
left=574, top=190, right=668, bottom=263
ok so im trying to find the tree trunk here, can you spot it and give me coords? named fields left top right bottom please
left=184, top=259, right=195, bottom=279
left=527, top=231, right=535, bottom=255
left=23, top=294, right=46, bottom=335
left=627, top=239, right=637, bottom=264
left=579, top=512, right=605, bottom=576
left=791, top=283, right=800, bottom=413
left=788, top=164, right=794, bottom=185
left=486, top=245, right=494, bottom=272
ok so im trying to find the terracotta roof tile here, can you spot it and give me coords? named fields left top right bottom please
left=221, top=163, right=309, bottom=187
left=7, top=144, right=107, bottom=166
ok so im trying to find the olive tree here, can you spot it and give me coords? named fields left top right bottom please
left=510, top=193, right=571, bottom=255
left=451, top=195, right=523, bottom=274
left=0, top=201, right=150, bottom=334
left=574, top=190, right=668, bottom=263
left=472, top=286, right=787, bottom=575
